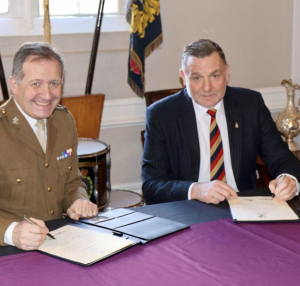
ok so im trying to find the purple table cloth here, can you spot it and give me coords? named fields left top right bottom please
left=1, top=219, right=300, bottom=286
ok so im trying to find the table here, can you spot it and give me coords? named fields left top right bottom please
left=1, top=188, right=300, bottom=286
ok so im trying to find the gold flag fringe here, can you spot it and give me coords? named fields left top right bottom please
left=145, top=33, right=163, bottom=59
left=128, top=77, right=144, bottom=98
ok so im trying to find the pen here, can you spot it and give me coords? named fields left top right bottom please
left=272, top=175, right=286, bottom=200
left=23, top=215, right=56, bottom=240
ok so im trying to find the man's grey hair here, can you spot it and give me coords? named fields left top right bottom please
left=11, top=42, right=65, bottom=83
left=181, top=39, right=227, bottom=68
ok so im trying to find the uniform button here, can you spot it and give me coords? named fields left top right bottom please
left=45, top=162, right=50, bottom=168
left=1, top=109, right=6, bottom=114
left=68, top=166, right=72, bottom=170
left=50, top=210, right=54, bottom=215
left=16, top=178, right=21, bottom=183
left=47, top=187, right=52, bottom=192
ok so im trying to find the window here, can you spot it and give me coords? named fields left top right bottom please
left=38, top=0, right=120, bottom=16
left=0, top=0, right=129, bottom=37
left=0, top=0, right=8, bottom=13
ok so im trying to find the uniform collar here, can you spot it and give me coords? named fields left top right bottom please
left=13, top=97, right=46, bottom=128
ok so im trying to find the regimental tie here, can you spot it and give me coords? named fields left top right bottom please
left=35, top=120, right=47, bottom=153
left=206, top=109, right=226, bottom=182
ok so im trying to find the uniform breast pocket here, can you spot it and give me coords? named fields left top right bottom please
left=57, top=157, right=73, bottom=176
left=0, top=168, right=38, bottom=211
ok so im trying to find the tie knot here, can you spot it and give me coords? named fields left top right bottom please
left=35, top=120, right=45, bottom=131
left=207, top=109, right=217, bottom=118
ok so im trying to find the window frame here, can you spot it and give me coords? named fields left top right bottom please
left=0, top=0, right=129, bottom=37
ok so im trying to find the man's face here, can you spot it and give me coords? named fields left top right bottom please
left=179, top=52, right=230, bottom=108
left=10, top=56, right=62, bottom=119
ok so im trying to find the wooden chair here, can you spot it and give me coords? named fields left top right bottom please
left=144, top=88, right=182, bottom=107
left=60, top=94, right=105, bottom=139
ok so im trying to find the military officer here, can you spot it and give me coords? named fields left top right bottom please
left=0, top=42, right=98, bottom=250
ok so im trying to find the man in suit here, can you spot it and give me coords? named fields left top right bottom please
left=142, top=39, right=300, bottom=205
left=0, top=42, right=98, bottom=250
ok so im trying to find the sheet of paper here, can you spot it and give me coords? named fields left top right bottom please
left=38, top=225, right=134, bottom=265
left=228, top=196, right=299, bottom=221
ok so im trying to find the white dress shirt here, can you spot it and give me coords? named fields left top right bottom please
left=188, top=99, right=238, bottom=199
left=194, top=99, right=238, bottom=190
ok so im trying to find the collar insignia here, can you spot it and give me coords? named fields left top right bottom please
left=12, top=117, right=19, bottom=125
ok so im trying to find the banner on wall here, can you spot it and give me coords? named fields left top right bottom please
left=126, top=0, right=163, bottom=98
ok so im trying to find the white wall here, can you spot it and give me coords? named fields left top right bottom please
left=0, top=0, right=295, bottom=98
left=0, top=0, right=299, bottom=193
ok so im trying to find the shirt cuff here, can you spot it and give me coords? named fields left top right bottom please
left=188, top=183, right=196, bottom=200
left=277, top=173, right=300, bottom=195
left=4, top=222, right=18, bottom=246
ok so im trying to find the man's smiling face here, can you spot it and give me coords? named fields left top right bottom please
left=10, top=56, right=63, bottom=119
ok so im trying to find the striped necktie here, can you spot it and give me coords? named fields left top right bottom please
left=207, top=109, right=226, bottom=182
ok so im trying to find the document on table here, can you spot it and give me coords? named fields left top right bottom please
left=38, top=225, right=135, bottom=266
left=228, top=196, right=300, bottom=222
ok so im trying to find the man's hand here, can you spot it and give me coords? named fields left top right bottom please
left=191, top=181, right=238, bottom=204
left=67, top=199, right=98, bottom=220
left=12, top=218, right=49, bottom=250
left=269, top=176, right=297, bottom=201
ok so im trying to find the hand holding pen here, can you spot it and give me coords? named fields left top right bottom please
left=269, top=174, right=298, bottom=201
left=271, top=175, right=286, bottom=199
left=12, top=216, right=54, bottom=251
left=23, top=216, right=56, bottom=240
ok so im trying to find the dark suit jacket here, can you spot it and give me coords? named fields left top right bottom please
left=0, top=97, right=89, bottom=244
left=142, top=86, right=300, bottom=204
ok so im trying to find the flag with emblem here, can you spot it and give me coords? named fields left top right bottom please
left=126, top=0, right=163, bottom=98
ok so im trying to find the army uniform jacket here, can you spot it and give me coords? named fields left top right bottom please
left=0, top=97, right=89, bottom=245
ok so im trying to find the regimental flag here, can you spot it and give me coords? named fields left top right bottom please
left=127, top=0, right=163, bottom=98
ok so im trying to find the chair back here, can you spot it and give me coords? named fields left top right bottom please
left=60, top=94, right=105, bottom=139
left=144, top=88, right=182, bottom=107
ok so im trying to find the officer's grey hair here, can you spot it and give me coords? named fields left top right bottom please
left=12, top=42, right=65, bottom=83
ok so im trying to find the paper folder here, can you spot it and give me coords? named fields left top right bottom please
left=37, top=208, right=189, bottom=266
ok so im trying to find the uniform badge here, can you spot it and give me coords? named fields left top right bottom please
left=12, top=117, right=19, bottom=124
